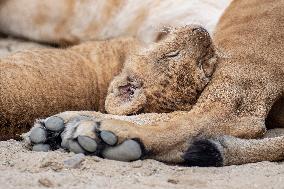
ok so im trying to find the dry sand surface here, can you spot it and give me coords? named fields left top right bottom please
left=0, top=37, right=284, bottom=189
left=1, top=140, right=284, bottom=189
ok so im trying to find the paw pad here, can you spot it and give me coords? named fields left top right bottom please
left=28, top=115, right=142, bottom=162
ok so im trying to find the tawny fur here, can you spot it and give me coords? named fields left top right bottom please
left=105, top=26, right=217, bottom=115
left=0, top=0, right=232, bottom=139
left=0, top=0, right=283, bottom=166
left=0, top=38, right=138, bottom=139
left=27, top=0, right=283, bottom=165
left=0, top=0, right=231, bottom=44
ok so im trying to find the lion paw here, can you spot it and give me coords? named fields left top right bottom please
left=28, top=115, right=142, bottom=162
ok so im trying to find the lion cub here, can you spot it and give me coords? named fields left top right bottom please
left=26, top=0, right=284, bottom=166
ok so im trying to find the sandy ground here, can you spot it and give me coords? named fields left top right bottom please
left=1, top=140, right=284, bottom=189
left=0, top=37, right=284, bottom=189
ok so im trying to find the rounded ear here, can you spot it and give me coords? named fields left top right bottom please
left=201, top=52, right=218, bottom=78
left=199, top=39, right=217, bottom=78
left=105, top=75, right=146, bottom=115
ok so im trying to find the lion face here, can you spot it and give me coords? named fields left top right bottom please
left=105, top=25, right=217, bottom=115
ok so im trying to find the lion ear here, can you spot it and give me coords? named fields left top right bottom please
left=201, top=54, right=218, bottom=77
left=105, top=74, right=147, bottom=115
left=154, top=26, right=173, bottom=42
left=188, top=26, right=217, bottom=78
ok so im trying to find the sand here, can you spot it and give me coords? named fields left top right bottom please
left=1, top=140, right=284, bottom=189
left=0, top=37, right=284, bottom=189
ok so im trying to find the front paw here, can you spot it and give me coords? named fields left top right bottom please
left=27, top=115, right=143, bottom=162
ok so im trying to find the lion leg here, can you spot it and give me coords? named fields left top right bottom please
left=181, top=108, right=284, bottom=166
left=25, top=104, right=267, bottom=164
left=25, top=110, right=177, bottom=159
left=190, top=132, right=284, bottom=166
left=180, top=100, right=283, bottom=166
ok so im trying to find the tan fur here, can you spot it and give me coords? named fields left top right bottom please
left=105, top=26, right=217, bottom=115
left=0, top=0, right=231, bottom=44
left=32, top=0, right=283, bottom=165
left=0, top=37, right=138, bottom=139
left=1, top=0, right=284, bottom=165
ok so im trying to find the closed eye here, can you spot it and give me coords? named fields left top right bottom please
left=165, top=50, right=180, bottom=58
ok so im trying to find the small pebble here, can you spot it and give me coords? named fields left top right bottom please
left=29, top=127, right=47, bottom=143
left=38, top=178, right=54, bottom=187
left=90, top=156, right=101, bottom=162
left=167, top=178, right=179, bottom=184
left=100, top=130, right=117, bottom=145
left=131, top=160, right=143, bottom=168
left=64, top=153, right=85, bottom=168
left=175, top=167, right=186, bottom=171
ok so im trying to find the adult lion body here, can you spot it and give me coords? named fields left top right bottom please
left=25, top=0, right=284, bottom=166
left=0, top=0, right=231, bottom=44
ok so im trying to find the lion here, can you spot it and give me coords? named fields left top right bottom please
left=24, top=0, right=284, bottom=167
left=0, top=0, right=231, bottom=44
left=0, top=37, right=139, bottom=140
left=0, top=25, right=213, bottom=139
left=0, top=0, right=232, bottom=140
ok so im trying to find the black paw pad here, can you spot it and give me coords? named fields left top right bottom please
left=182, top=139, right=223, bottom=167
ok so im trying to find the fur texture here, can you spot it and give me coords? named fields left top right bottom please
left=0, top=0, right=231, bottom=44
left=0, top=0, right=232, bottom=139
left=25, top=0, right=284, bottom=166
left=0, top=38, right=138, bottom=139
left=1, top=0, right=284, bottom=166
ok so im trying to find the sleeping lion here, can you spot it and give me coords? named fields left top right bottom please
left=0, top=0, right=231, bottom=139
left=1, top=0, right=284, bottom=166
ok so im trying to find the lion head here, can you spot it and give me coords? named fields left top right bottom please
left=105, top=25, right=217, bottom=115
